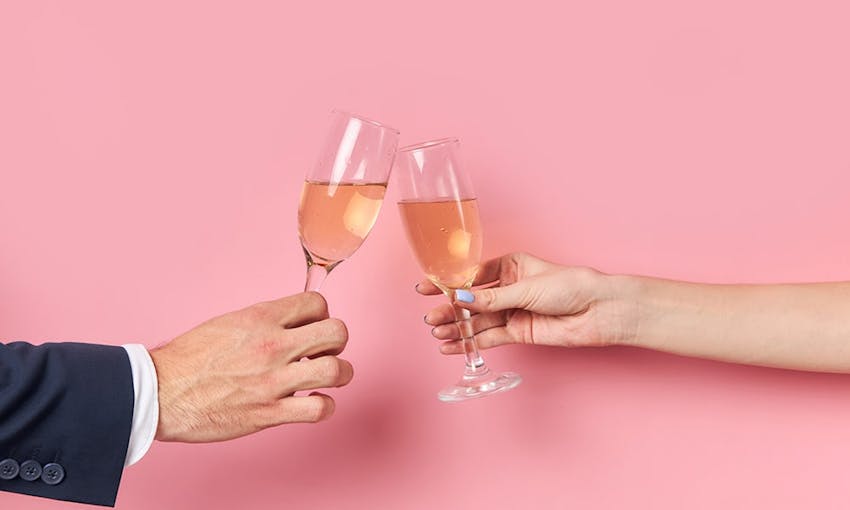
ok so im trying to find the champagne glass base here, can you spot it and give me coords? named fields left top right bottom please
left=437, top=368, right=522, bottom=403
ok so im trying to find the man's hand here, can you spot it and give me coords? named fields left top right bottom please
left=150, top=292, right=352, bottom=442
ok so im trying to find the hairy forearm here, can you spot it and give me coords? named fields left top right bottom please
left=615, top=275, right=850, bottom=373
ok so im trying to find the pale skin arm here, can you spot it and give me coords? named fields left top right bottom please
left=421, top=252, right=850, bottom=373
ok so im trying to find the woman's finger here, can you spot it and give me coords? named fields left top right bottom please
left=424, top=303, right=458, bottom=326
left=437, top=327, right=516, bottom=354
left=430, top=312, right=506, bottom=340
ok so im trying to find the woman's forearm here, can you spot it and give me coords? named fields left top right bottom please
left=616, top=275, right=850, bottom=373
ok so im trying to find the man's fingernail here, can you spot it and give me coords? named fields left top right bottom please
left=415, top=283, right=421, bottom=292
left=455, top=289, right=475, bottom=303
left=423, top=314, right=429, bottom=324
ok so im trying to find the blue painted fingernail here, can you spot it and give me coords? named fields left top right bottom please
left=455, top=289, right=475, bottom=303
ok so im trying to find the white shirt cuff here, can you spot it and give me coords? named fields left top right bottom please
left=122, top=344, right=159, bottom=467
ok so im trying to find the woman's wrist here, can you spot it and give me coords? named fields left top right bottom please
left=605, top=274, right=708, bottom=353
left=596, top=273, right=649, bottom=347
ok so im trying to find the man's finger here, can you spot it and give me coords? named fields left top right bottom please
left=276, top=356, right=354, bottom=396
left=286, top=318, right=349, bottom=359
left=265, top=292, right=330, bottom=328
left=264, top=392, right=336, bottom=425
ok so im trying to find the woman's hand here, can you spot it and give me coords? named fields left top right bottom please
left=419, top=252, right=640, bottom=354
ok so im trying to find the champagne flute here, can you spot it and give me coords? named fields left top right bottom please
left=395, top=138, right=522, bottom=402
left=298, top=110, right=399, bottom=291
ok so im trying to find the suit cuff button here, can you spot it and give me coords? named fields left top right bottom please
left=41, top=463, right=65, bottom=485
left=19, top=460, right=42, bottom=482
left=0, top=458, right=20, bottom=480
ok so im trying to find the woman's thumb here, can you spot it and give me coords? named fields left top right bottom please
left=454, top=281, right=533, bottom=312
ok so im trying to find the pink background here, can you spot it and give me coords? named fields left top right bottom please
left=2, top=1, right=850, bottom=508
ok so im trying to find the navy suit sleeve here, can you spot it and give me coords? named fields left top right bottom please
left=0, top=342, right=135, bottom=507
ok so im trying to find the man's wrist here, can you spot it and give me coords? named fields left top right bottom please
left=148, top=347, right=171, bottom=442
left=149, top=344, right=195, bottom=442
left=121, top=344, right=160, bottom=466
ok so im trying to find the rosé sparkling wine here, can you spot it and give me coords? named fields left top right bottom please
left=298, top=180, right=386, bottom=266
left=297, top=111, right=398, bottom=292
left=397, top=198, right=482, bottom=293
left=393, top=137, right=521, bottom=402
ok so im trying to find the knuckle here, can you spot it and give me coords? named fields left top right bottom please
left=301, top=356, right=339, bottom=386
left=325, top=318, right=349, bottom=343
left=511, top=252, right=530, bottom=265
left=307, top=397, right=334, bottom=422
left=303, top=291, right=329, bottom=316
left=246, top=301, right=274, bottom=321
left=317, top=356, right=341, bottom=380
left=257, top=371, right=281, bottom=397
left=479, top=289, right=496, bottom=308
left=438, top=303, right=455, bottom=319
left=276, top=330, right=299, bottom=353
left=255, top=336, right=279, bottom=356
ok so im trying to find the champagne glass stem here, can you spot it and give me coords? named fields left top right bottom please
left=304, top=264, right=329, bottom=292
left=451, top=300, right=487, bottom=374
